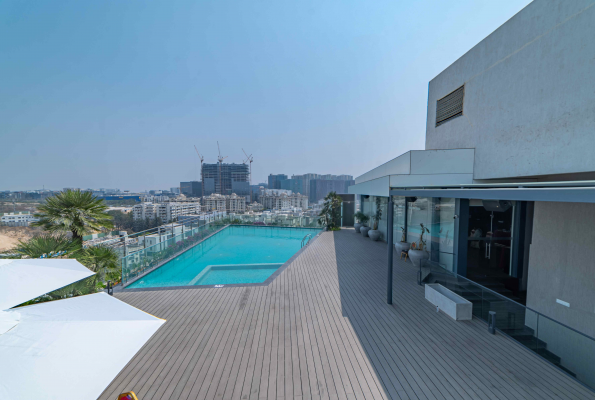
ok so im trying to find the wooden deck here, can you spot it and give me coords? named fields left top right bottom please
left=99, top=230, right=594, bottom=400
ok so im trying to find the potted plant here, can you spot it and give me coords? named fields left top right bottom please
left=409, top=223, right=430, bottom=266
left=317, top=191, right=343, bottom=231
left=354, top=211, right=369, bottom=233
left=394, top=226, right=411, bottom=254
left=360, top=220, right=372, bottom=237
left=368, top=197, right=382, bottom=241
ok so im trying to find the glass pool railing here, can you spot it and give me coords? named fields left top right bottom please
left=226, top=213, right=323, bottom=228
left=121, top=222, right=225, bottom=285
left=423, top=262, right=595, bottom=391
left=91, top=213, right=323, bottom=261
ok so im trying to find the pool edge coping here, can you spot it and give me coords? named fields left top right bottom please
left=114, top=227, right=324, bottom=293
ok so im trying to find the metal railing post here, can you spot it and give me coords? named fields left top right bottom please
left=387, top=198, right=394, bottom=304
left=488, top=311, right=496, bottom=334
left=481, top=289, right=484, bottom=319
left=121, top=257, right=125, bottom=286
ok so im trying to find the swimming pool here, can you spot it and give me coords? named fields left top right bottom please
left=127, top=225, right=320, bottom=288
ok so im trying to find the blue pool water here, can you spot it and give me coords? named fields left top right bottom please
left=128, top=226, right=320, bottom=288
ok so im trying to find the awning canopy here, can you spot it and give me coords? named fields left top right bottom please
left=0, top=259, right=165, bottom=400
left=0, top=259, right=95, bottom=311
left=390, top=186, right=595, bottom=203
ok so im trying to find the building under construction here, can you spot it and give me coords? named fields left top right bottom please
left=202, top=163, right=250, bottom=199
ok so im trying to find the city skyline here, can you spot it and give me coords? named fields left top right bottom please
left=4, top=1, right=595, bottom=398
left=0, top=0, right=531, bottom=191
left=0, top=169, right=354, bottom=194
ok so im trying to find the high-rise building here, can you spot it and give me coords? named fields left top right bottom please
left=309, top=179, right=355, bottom=203
left=203, top=163, right=250, bottom=198
left=280, top=178, right=305, bottom=195
left=268, top=174, right=288, bottom=190
left=180, top=181, right=202, bottom=197
left=291, top=174, right=354, bottom=197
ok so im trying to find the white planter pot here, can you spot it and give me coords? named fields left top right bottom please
left=368, top=229, right=381, bottom=241
left=354, top=223, right=362, bottom=233
left=408, top=249, right=429, bottom=267
left=425, top=284, right=472, bottom=321
left=360, top=226, right=371, bottom=237
left=394, top=241, right=410, bottom=254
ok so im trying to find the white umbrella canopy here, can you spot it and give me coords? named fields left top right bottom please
left=0, top=259, right=95, bottom=311
left=0, top=260, right=165, bottom=400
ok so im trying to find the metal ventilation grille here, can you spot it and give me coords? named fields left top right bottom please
left=436, top=85, right=464, bottom=126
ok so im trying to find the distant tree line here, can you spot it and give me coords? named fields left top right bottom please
left=107, top=210, right=162, bottom=233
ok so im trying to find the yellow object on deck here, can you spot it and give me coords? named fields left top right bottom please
left=117, top=392, right=139, bottom=400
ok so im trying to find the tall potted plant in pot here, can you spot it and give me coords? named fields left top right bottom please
left=354, top=211, right=369, bottom=233
left=394, top=226, right=411, bottom=254
left=368, top=197, right=383, bottom=241
left=409, top=223, right=430, bottom=267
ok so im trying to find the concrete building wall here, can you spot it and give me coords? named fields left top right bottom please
left=527, top=201, right=595, bottom=337
left=426, top=0, right=595, bottom=180
left=355, top=152, right=410, bottom=184
left=352, top=149, right=475, bottom=189
left=526, top=201, right=595, bottom=386
left=348, top=176, right=390, bottom=197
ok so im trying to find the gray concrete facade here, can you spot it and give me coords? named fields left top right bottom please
left=527, top=201, right=595, bottom=387
left=527, top=201, right=595, bottom=338
left=347, top=0, right=595, bottom=347
left=425, top=0, right=595, bottom=180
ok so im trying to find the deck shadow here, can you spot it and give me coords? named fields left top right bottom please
left=330, top=228, right=591, bottom=400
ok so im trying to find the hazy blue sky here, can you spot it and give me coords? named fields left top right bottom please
left=1, top=0, right=531, bottom=192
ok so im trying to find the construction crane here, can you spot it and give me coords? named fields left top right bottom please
left=194, top=145, right=205, bottom=198
left=242, top=148, right=254, bottom=204
left=217, top=141, right=228, bottom=195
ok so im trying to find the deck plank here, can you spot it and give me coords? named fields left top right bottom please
left=99, top=230, right=595, bottom=400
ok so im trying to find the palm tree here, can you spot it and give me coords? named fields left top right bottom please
left=318, top=191, right=343, bottom=230
left=14, top=234, right=81, bottom=259
left=78, top=246, right=120, bottom=285
left=32, top=189, right=113, bottom=242
left=14, top=243, right=120, bottom=307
